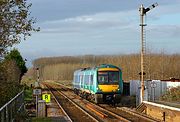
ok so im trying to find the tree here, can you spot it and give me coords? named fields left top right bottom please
left=0, top=0, right=39, bottom=57
left=0, top=49, right=24, bottom=107
left=1, top=59, right=21, bottom=82
left=5, top=48, right=27, bottom=79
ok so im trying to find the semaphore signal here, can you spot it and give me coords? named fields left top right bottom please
left=139, top=3, right=158, bottom=104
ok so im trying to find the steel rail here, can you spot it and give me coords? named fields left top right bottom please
left=87, top=102, right=131, bottom=122
left=56, top=89, right=99, bottom=122
left=117, top=107, right=160, bottom=122
left=47, top=83, right=99, bottom=122
left=46, top=85, right=73, bottom=122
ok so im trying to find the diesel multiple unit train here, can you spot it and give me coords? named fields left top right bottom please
left=73, top=64, right=123, bottom=103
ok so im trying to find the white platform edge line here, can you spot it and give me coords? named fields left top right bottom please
left=143, top=101, right=180, bottom=112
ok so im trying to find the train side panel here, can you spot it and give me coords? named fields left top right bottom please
left=73, top=69, right=97, bottom=94
left=81, top=69, right=97, bottom=94
left=73, top=70, right=80, bottom=89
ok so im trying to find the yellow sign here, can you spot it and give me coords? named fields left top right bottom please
left=42, top=94, right=51, bottom=103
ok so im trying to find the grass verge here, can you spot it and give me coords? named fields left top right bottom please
left=24, top=87, right=33, bottom=101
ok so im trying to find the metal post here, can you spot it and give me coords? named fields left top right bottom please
left=37, top=68, right=40, bottom=82
left=36, top=95, right=38, bottom=117
left=139, top=4, right=145, bottom=104
left=1, top=109, right=5, bottom=122
left=153, top=86, right=155, bottom=102
left=10, top=104, right=12, bottom=121
left=5, top=106, right=8, bottom=122
left=36, top=68, right=40, bottom=117
left=163, top=112, right=166, bottom=121
left=93, top=55, right=96, bottom=66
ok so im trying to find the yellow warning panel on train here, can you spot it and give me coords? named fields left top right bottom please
left=42, top=94, right=51, bottom=103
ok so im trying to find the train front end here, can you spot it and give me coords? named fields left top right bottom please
left=95, top=64, right=123, bottom=103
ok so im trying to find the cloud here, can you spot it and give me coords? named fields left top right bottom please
left=16, top=0, right=180, bottom=63
left=64, top=16, right=94, bottom=22
left=35, top=1, right=180, bottom=36
left=39, top=10, right=137, bottom=34
left=35, top=5, right=180, bottom=51
left=148, top=25, right=180, bottom=39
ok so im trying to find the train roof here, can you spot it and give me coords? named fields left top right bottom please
left=97, top=64, right=121, bottom=70
left=74, top=64, right=121, bottom=74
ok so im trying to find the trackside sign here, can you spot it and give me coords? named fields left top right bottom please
left=33, top=89, right=42, bottom=95
left=42, top=94, right=51, bottom=103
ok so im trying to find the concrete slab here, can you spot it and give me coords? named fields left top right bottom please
left=143, top=101, right=180, bottom=122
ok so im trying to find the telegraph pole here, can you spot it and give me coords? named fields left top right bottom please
left=139, top=3, right=158, bottom=104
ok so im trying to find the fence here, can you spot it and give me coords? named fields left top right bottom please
left=130, top=80, right=180, bottom=105
left=0, top=90, right=24, bottom=122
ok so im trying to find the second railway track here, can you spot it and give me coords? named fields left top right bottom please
left=56, top=82, right=161, bottom=121
left=42, top=81, right=163, bottom=122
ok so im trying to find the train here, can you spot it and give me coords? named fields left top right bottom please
left=73, top=64, right=123, bottom=104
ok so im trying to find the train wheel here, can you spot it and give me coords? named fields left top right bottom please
left=90, top=94, right=96, bottom=103
left=95, top=94, right=103, bottom=104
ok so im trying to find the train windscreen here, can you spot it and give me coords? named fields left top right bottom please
left=98, top=71, right=119, bottom=84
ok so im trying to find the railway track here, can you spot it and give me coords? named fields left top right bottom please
left=41, top=84, right=72, bottom=121
left=48, top=88, right=72, bottom=121
left=99, top=104, right=160, bottom=122
left=52, top=81, right=161, bottom=122
left=117, top=107, right=161, bottom=122
left=45, top=83, right=98, bottom=122
left=45, top=82, right=131, bottom=122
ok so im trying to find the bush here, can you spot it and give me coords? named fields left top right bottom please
left=0, top=82, right=23, bottom=107
left=160, top=86, right=180, bottom=102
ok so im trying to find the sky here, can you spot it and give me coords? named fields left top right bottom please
left=14, top=0, right=180, bottom=66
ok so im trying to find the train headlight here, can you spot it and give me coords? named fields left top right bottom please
left=97, top=87, right=102, bottom=91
